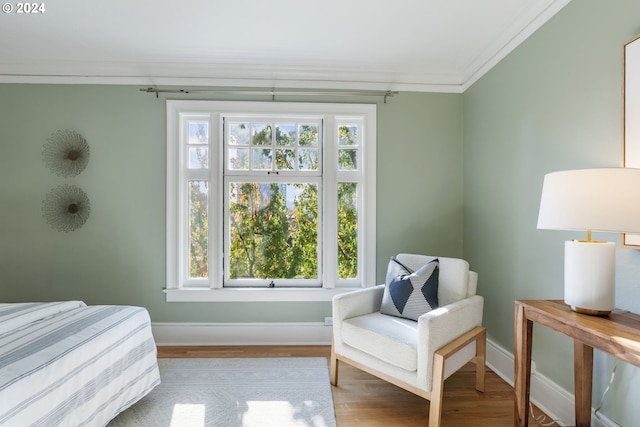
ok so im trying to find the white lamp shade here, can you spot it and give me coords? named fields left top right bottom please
left=537, top=168, right=640, bottom=234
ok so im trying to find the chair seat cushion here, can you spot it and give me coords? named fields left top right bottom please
left=342, top=312, right=418, bottom=371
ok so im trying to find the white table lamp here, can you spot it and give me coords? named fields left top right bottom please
left=537, top=168, right=640, bottom=315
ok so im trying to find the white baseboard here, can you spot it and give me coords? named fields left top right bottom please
left=151, top=321, right=616, bottom=427
left=152, top=321, right=332, bottom=346
left=486, top=339, right=617, bottom=427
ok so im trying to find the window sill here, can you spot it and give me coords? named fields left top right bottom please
left=164, top=287, right=360, bottom=302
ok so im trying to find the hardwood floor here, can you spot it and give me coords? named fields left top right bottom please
left=157, top=345, right=558, bottom=427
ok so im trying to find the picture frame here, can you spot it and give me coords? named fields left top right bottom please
left=623, top=34, right=640, bottom=247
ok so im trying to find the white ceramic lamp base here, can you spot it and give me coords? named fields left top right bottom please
left=564, top=240, right=615, bottom=315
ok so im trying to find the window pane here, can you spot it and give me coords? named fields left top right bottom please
left=252, top=148, right=273, bottom=170
left=276, top=123, right=295, bottom=146
left=299, top=124, right=318, bottom=146
left=338, top=149, right=358, bottom=170
left=338, top=182, right=357, bottom=279
left=228, top=182, right=318, bottom=280
left=275, top=149, right=295, bottom=170
left=338, top=125, right=358, bottom=146
left=189, top=180, right=208, bottom=279
left=189, top=122, right=208, bottom=144
left=228, top=148, right=249, bottom=170
left=189, top=146, right=209, bottom=169
left=252, top=123, right=272, bottom=145
left=228, top=122, right=249, bottom=145
left=299, top=149, right=319, bottom=170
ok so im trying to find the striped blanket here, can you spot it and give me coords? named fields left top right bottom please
left=0, top=301, right=160, bottom=426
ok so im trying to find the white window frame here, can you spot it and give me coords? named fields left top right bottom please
left=165, top=100, right=376, bottom=302
left=222, top=115, right=324, bottom=288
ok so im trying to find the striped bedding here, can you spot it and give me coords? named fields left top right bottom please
left=0, top=301, right=160, bottom=426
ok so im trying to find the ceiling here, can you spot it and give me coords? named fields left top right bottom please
left=0, top=0, right=571, bottom=93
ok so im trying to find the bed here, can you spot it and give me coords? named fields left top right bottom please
left=0, top=301, right=160, bottom=426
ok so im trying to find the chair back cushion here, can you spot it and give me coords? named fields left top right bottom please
left=395, top=254, right=470, bottom=307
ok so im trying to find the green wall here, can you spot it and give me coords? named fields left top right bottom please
left=463, top=0, right=640, bottom=424
left=7, top=1, right=639, bottom=422
left=0, top=87, right=463, bottom=322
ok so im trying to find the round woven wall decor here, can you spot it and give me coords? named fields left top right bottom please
left=42, top=129, right=90, bottom=177
left=42, top=185, right=91, bottom=232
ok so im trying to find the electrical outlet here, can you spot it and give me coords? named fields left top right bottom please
left=324, top=316, right=333, bottom=326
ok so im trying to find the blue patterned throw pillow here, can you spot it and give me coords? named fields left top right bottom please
left=380, top=257, right=439, bottom=321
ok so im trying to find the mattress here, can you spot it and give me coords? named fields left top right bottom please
left=0, top=301, right=160, bottom=426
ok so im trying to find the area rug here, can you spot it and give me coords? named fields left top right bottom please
left=108, top=357, right=336, bottom=427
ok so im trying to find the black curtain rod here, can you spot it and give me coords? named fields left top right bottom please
left=139, top=87, right=398, bottom=103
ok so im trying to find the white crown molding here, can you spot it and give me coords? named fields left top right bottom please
left=0, top=61, right=463, bottom=93
left=0, top=73, right=463, bottom=94
left=461, top=0, right=573, bottom=91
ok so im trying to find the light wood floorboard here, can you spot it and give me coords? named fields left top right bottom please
left=157, top=345, right=558, bottom=427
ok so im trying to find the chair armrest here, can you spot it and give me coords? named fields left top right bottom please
left=331, top=285, right=385, bottom=353
left=332, top=285, right=385, bottom=322
left=415, top=294, right=484, bottom=388
left=418, top=294, right=484, bottom=350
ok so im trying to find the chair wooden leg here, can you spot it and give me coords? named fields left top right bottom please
left=476, top=327, right=486, bottom=392
left=329, top=346, right=339, bottom=386
left=429, top=353, right=446, bottom=427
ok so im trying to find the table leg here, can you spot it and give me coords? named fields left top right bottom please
left=514, top=303, right=533, bottom=427
left=574, top=341, right=594, bottom=427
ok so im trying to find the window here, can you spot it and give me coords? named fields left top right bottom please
left=166, top=101, right=376, bottom=302
left=223, top=117, right=323, bottom=288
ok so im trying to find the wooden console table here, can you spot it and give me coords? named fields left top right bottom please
left=514, top=299, right=640, bottom=426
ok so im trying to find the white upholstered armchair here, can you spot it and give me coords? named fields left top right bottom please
left=330, top=254, right=486, bottom=427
